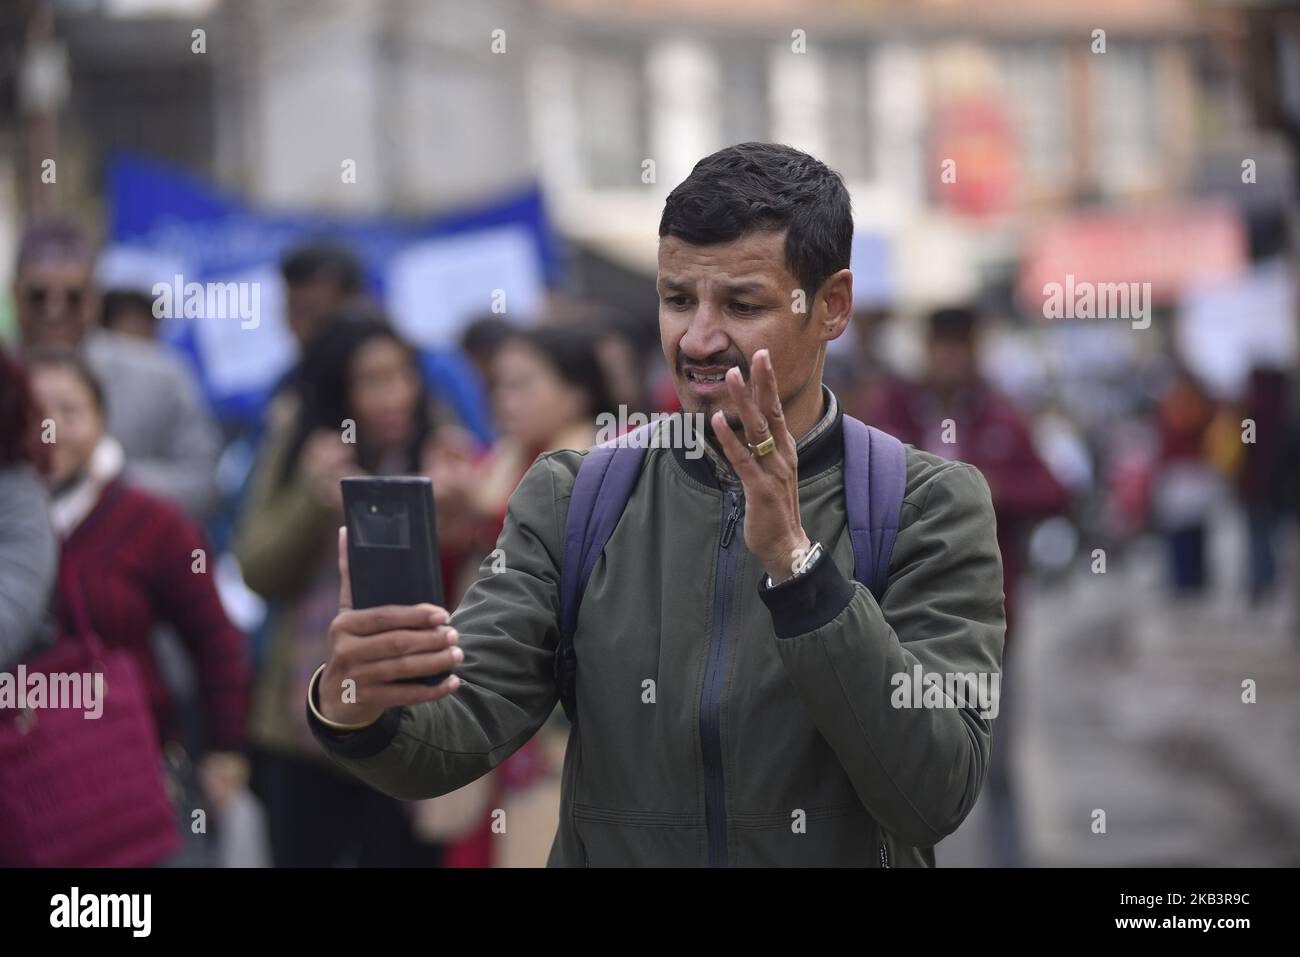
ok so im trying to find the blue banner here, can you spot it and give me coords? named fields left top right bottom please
left=104, top=151, right=559, bottom=435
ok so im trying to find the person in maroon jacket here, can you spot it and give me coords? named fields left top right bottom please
left=856, top=307, right=1069, bottom=642
left=854, top=305, right=1068, bottom=867
left=26, top=351, right=250, bottom=811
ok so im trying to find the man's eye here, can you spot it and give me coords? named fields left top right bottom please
left=664, top=296, right=691, bottom=309
left=730, top=302, right=761, bottom=315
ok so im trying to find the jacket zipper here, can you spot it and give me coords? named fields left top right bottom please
left=701, top=489, right=742, bottom=867
left=879, top=840, right=891, bottom=868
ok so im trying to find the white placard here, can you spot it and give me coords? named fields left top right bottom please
left=1178, top=258, right=1298, bottom=398
left=386, top=226, right=544, bottom=350
left=187, top=265, right=295, bottom=396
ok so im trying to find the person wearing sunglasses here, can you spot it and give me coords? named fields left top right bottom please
left=11, top=218, right=222, bottom=519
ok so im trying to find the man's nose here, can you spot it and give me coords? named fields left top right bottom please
left=35, top=292, right=71, bottom=323
left=679, top=303, right=728, bottom=359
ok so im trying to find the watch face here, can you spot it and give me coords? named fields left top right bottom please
left=765, top=543, right=822, bottom=589
left=794, top=542, right=822, bottom=576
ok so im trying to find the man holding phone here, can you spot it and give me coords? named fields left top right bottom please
left=308, top=143, right=1005, bottom=867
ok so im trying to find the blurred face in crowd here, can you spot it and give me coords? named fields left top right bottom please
left=596, top=332, right=641, bottom=410
left=104, top=302, right=158, bottom=340
left=30, top=364, right=104, bottom=485
left=286, top=277, right=350, bottom=349
left=926, top=336, right=978, bottom=394
left=348, top=336, right=421, bottom=451
left=492, top=339, right=587, bottom=450
left=657, top=230, right=851, bottom=435
left=15, top=256, right=99, bottom=351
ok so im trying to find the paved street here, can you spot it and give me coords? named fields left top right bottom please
left=939, top=511, right=1300, bottom=867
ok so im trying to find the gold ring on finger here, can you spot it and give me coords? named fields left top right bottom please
left=748, top=435, right=776, bottom=457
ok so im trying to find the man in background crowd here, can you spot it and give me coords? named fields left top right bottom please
left=11, top=217, right=221, bottom=519
left=1236, top=366, right=1292, bottom=604
left=100, top=288, right=160, bottom=340
left=857, top=304, right=1069, bottom=867
left=860, top=306, right=1069, bottom=642
left=260, top=242, right=367, bottom=432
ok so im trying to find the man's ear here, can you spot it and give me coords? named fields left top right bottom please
left=817, top=269, right=853, bottom=342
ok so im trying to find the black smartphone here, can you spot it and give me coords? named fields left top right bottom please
left=341, top=476, right=450, bottom=686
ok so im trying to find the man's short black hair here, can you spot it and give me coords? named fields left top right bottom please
left=460, top=314, right=515, bottom=363
left=927, top=306, right=981, bottom=344
left=101, top=290, right=157, bottom=330
left=658, top=142, right=853, bottom=298
left=280, top=241, right=363, bottom=294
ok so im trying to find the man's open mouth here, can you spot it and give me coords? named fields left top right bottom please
left=684, top=368, right=729, bottom=383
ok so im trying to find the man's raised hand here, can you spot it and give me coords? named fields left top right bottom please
left=318, top=527, right=462, bottom=728
left=710, top=349, right=811, bottom=582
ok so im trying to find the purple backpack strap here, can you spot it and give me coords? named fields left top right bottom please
left=842, top=415, right=908, bottom=599
left=556, top=425, right=653, bottom=720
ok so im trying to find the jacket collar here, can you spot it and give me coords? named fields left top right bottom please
left=673, top=384, right=844, bottom=491
left=49, top=435, right=125, bottom=538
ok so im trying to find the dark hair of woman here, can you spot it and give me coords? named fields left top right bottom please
left=511, top=325, right=615, bottom=421
left=22, top=349, right=106, bottom=412
left=278, top=307, right=432, bottom=488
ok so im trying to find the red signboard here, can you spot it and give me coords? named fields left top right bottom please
left=1018, top=205, right=1249, bottom=312
left=930, top=97, right=1019, bottom=219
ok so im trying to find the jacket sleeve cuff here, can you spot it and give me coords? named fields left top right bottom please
left=305, top=666, right=403, bottom=759
left=757, top=549, right=856, bottom=638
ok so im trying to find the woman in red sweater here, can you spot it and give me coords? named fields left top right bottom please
left=27, top=352, right=250, bottom=810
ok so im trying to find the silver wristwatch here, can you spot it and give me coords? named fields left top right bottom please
left=765, top=541, right=824, bottom=588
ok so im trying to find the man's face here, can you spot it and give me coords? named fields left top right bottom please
left=926, top=336, right=977, bottom=392
left=658, top=231, right=838, bottom=434
left=14, top=258, right=98, bottom=350
left=285, top=278, right=348, bottom=349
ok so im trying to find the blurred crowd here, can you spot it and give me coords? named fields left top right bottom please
left=2, top=211, right=1298, bottom=867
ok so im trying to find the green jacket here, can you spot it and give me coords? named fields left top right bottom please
left=235, top=413, right=341, bottom=758
left=309, top=403, right=1005, bottom=866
